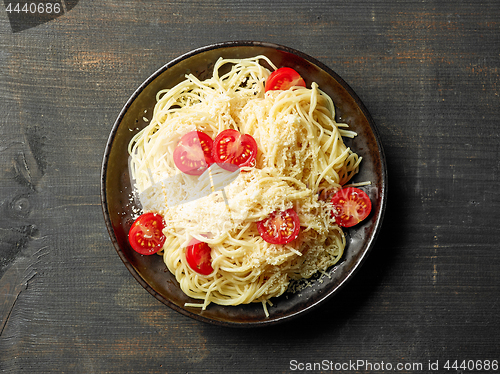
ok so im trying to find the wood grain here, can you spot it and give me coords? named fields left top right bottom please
left=0, top=0, right=499, bottom=372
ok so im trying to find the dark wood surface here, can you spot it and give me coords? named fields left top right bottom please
left=1, top=1, right=499, bottom=373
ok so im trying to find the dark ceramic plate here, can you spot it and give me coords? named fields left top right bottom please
left=101, top=41, right=387, bottom=327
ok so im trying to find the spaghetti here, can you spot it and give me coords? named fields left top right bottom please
left=127, top=56, right=362, bottom=315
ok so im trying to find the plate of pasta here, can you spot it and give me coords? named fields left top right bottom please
left=101, top=41, right=387, bottom=327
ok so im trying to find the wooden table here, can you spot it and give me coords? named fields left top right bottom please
left=1, top=1, right=499, bottom=372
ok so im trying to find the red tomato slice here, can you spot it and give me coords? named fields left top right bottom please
left=212, top=129, right=258, bottom=171
left=265, top=67, right=306, bottom=92
left=128, top=212, right=166, bottom=255
left=185, top=240, right=214, bottom=275
left=257, top=208, right=300, bottom=245
left=173, top=131, right=214, bottom=175
left=330, top=187, right=372, bottom=228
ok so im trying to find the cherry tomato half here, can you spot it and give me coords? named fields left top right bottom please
left=212, top=129, right=258, bottom=171
left=185, top=240, right=214, bottom=275
left=330, top=187, right=372, bottom=228
left=257, top=208, right=301, bottom=245
left=265, top=67, right=306, bottom=92
left=128, top=212, right=166, bottom=255
left=173, top=131, right=214, bottom=175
